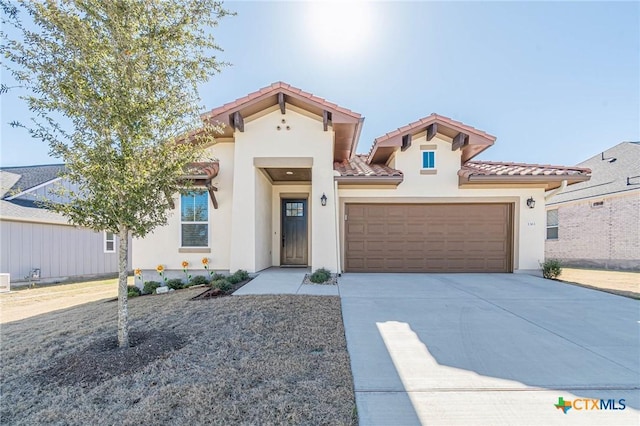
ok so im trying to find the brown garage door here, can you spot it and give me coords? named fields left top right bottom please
left=345, top=203, right=512, bottom=273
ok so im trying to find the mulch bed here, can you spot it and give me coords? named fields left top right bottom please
left=302, top=273, right=338, bottom=285
left=191, top=278, right=253, bottom=300
left=37, top=331, right=187, bottom=387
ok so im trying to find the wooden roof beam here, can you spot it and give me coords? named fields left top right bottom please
left=426, top=123, right=437, bottom=141
left=401, top=134, right=411, bottom=152
left=323, top=110, right=332, bottom=131
left=452, top=132, right=468, bottom=151
left=278, top=92, right=286, bottom=114
left=231, top=111, right=244, bottom=132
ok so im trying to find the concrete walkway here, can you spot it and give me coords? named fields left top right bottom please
left=233, top=267, right=339, bottom=296
left=340, top=273, right=640, bottom=425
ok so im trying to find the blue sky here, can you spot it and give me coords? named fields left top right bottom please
left=1, top=1, right=638, bottom=167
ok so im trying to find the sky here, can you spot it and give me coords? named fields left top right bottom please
left=1, top=1, right=638, bottom=167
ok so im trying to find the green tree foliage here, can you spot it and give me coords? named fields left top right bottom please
left=1, top=0, right=232, bottom=347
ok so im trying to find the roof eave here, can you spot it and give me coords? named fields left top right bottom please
left=334, top=176, right=403, bottom=185
left=459, top=174, right=591, bottom=190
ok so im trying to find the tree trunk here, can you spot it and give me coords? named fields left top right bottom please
left=117, top=225, right=130, bottom=348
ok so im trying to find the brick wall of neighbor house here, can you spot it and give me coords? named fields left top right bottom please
left=545, top=192, right=640, bottom=270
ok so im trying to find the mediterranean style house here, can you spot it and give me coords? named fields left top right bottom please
left=545, top=142, right=639, bottom=270
left=132, top=82, right=590, bottom=276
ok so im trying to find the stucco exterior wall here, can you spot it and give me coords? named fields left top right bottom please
left=545, top=191, right=640, bottom=270
left=229, top=105, right=338, bottom=272
left=338, top=134, right=547, bottom=272
left=132, top=142, right=235, bottom=273
left=1, top=219, right=119, bottom=282
left=255, top=170, right=273, bottom=271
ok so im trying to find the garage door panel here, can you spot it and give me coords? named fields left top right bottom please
left=345, top=203, right=512, bottom=273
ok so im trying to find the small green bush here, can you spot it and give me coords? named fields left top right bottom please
left=211, top=279, right=232, bottom=292
left=143, top=281, right=162, bottom=295
left=310, top=267, right=332, bottom=284
left=541, top=259, right=562, bottom=279
left=166, top=278, right=184, bottom=290
left=189, top=275, right=209, bottom=286
left=127, top=285, right=141, bottom=298
left=232, top=269, right=250, bottom=281
left=210, top=273, right=226, bottom=281
left=227, top=274, right=242, bottom=285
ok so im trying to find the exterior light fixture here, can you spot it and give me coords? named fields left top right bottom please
left=285, top=171, right=293, bottom=175
left=320, top=193, right=327, bottom=206
left=526, top=197, right=535, bottom=209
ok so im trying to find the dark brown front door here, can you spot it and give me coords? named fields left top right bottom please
left=281, top=199, right=308, bottom=266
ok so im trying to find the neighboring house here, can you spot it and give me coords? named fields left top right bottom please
left=0, top=164, right=124, bottom=283
left=545, top=142, right=640, bottom=271
left=133, top=82, right=590, bottom=276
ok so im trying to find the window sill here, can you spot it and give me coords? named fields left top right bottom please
left=179, top=248, right=211, bottom=253
left=420, top=169, right=437, bottom=175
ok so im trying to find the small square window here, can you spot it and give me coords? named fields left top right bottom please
left=104, top=231, right=115, bottom=253
left=422, top=151, right=436, bottom=169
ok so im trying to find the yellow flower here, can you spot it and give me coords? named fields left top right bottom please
left=201, top=257, right=209, bottom=265
left=156, top=265, right=164, bottom=273
left=181, top=261, right=189, bottom=268
left=134, top=268, right=142, bottom=276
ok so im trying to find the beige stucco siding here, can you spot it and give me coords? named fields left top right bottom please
left=132, top=142, right=235, bottom=272
left=229, top=106, right=338, bottom=272
left=255, top=169, right=273, bottom=271
left=339, top=135, right=547, bottom=272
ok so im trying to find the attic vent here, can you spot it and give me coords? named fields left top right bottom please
left=0, top=273, right=10, bottom=293
left=591, top=201, right=604, bottom=208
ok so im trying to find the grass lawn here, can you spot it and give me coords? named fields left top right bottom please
left=0, top=277, right=130, bottom=323
left=0, top=288, right=357, bottom=425
left=559, top=267, right=640, bottom=299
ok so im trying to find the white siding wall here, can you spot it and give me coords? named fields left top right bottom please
left=0, top=220, right=119, bottom=281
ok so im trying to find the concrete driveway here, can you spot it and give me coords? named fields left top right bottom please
left=339, top=273, right=639, bottom=425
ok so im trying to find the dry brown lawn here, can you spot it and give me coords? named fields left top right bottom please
left=0, top=277, right=131, bottom=323
left=559, top=268, right=639, bottom=298
left=0, top=288, right=356, bottom=425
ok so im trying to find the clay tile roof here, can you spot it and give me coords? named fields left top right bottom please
left=334, top=155, right=403, bottom=178
left=184, top=161, right=220, bottom=179
left=202, top=81, right=361, bottom=121
left=459, top=161, right=591, bottom=178
left=372, top=113, right=496, bottom=148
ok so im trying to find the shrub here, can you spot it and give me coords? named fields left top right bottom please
left=189, top=275, right=209, bottom=286
left=310, top=268, right=332, bottom=284
left=143, top=281, right=162, bottom=295
left=167, top=278, right=184, bottom=290
left=210, top=273, right=226, bottom=281
left=127, top=285, right=141, bottom=298
left=211, top=279, right=232, bottom=292
left=232, top=269, right=250, bottom=281
left=227, top=274, right=242, bottom=285
left=541, top=259, right=562, bottom=279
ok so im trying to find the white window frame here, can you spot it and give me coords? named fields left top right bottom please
left=546, top=209, right=559, bottom=240
left=180, top=190, right=210, bottom=248
left=104, top=231, right=116, bottom=253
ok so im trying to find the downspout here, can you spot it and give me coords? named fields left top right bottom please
left=545, top=180, right=567, bottom=201
left=333, top=171, right=342, bottom=274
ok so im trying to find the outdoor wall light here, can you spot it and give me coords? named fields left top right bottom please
left=526, top=197, right=536, bottom=209
left=320, top=193, right=327, bottom=206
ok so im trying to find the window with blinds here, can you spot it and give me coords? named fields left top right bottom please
left=181, top=191, right=209, bottom=247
